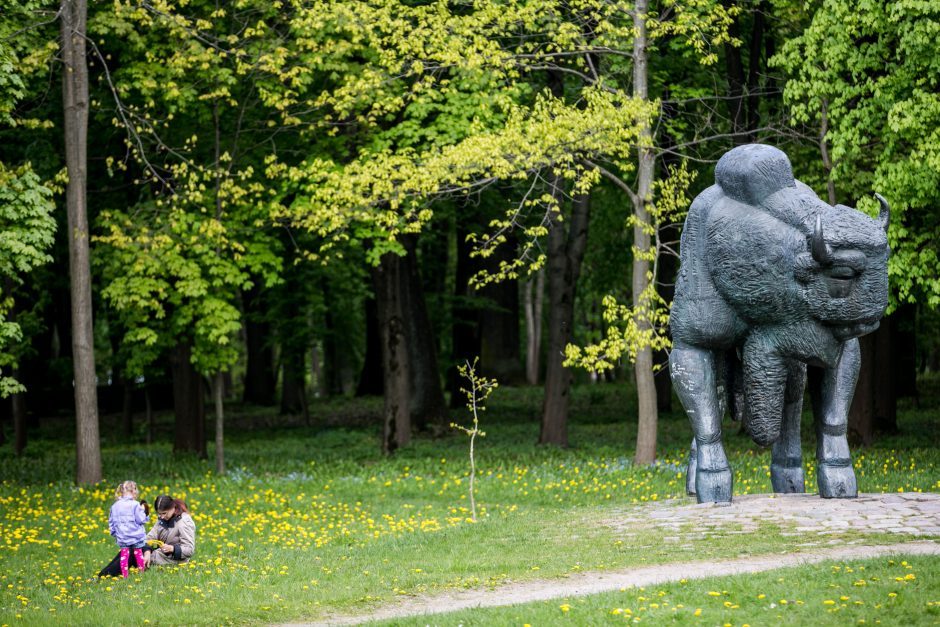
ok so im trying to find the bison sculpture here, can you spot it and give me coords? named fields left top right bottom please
left=670, top=144, right=890, bottom=503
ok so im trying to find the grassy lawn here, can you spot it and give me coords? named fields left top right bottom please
left=378, top=554, right=940, bottom=626
left=1, top=380, right=938, bottom=625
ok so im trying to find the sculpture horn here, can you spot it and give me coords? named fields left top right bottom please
left=811, top=215, right=832, bottom=265
left=874, top=192, right=890, bottom=232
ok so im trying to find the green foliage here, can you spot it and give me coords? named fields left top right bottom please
left=774, top=0, right=940, bottom=308
left=272, top=0, right=737, bottom=277
left=0, top=161, right=56, bottom=397
left=0, top=44, right=25, bottom=125
left=91, top=0, right=289, bottom=376
left=280, top=88, right=652, bottom=269
left=566, top=162, right=695, bottom=371
left=95, top=201, right=281, bottom=375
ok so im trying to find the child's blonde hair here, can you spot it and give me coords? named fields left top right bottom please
left=115, top=480, right=139, bottom=500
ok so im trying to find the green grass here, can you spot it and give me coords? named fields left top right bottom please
left=0, top=380, right=938, bottom=625
left=377, top=554, right=940, bottom=626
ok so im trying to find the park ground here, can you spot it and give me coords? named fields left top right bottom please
left=1, top=379, right=938, bottom=625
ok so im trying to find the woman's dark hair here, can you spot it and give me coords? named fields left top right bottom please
left=153, top=495, right=189, bottom=514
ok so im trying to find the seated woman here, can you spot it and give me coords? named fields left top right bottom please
left=147, top=495, right=196, bottom=566
left=98, top=493, right=196, bottom=577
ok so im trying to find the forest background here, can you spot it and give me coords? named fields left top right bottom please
left=2, top=0, right=940, bottom=484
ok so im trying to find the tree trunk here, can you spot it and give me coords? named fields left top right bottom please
left=848, top=332, right=876, bottom=446
left=401, top=234, right=448, bottom=429
left=722, top=0, right=747, bottom=144
left=653, top=227, right=678, bottom=413
left=479, top=238, right=524, bottom=383
left=12, top=371, right=26, bottom=456
left=121, top=381, right=134, bottom=438
left=281, top=335, right=310, bottom=424
left=449, top=221, right=482, bottom=407
left=145, top=385, right=153, bottom=444
left=524, top=268, right=545, bottom=385
left=61, top=0, right=101, bottom=484
left=242, top=284, right=276, bottom=405
left=214, top=371, right=225, bottom=475
left=310, top=341, right=322, bottom=397
left=819, top=99, right=837, bottom=206
left=632, top=0, right=659, bottom=465
left=279, top=261, right=310, bottom=414
left=894, top=304, right=918, bottom=401
left=848, top=310, right=904, bottom=444
left=170, top=342, right=206, bottom=457
left=540, top=192, right=591, bottom=447
left=356, top=298, right=384, bottom=396
left=745, top=2, right=767, bottom=141
left=320, top=278, right=344, bottom=397
left=374, top=253, right=411, bottom=453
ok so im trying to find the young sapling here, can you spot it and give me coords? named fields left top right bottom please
left=452, top=358, right=498, bottom=522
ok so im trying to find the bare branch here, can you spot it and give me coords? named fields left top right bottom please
left=581, top=158, right=639, bottom=205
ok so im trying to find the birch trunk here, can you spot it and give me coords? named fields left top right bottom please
left=632, top=0, right=659, bottom=465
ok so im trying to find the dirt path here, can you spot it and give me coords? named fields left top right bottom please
left=286, top=493, right=940, bottom=626
left=293, top=541, right=939, bottom=626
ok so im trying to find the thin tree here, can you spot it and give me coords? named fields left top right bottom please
left=60, top=0, right=101, bottom=484
left=631, top=0, right=658, bottom=465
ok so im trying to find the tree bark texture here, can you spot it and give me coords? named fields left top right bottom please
left=374, top=253, right=411, bottom=453
left=524, top=269, right=545, bottom=385
left=540, top=192, right=590, bottom=447
left=61, top=0, right=102, bottom=484
left=242, top=285, right=276, bottom=406
left=170, top=342, right=206, bottom=457
left=632, top=0, right=659, bottom=465
left=400, top=235, right=448, bottom=430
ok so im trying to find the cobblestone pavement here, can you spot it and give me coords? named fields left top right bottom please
left=609, top=492, right=940, bottom=540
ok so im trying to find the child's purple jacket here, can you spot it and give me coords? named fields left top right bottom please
left=109, top=497, right=148, bottom=547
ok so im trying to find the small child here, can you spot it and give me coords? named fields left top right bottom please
left=108, top=481, right=150, bottom=578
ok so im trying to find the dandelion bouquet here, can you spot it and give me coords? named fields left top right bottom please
left=146, top=539, right=164, bottom=548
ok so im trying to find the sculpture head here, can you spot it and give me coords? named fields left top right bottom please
left=706, top=144, right=890, bottom=355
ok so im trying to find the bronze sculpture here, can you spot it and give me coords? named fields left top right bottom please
left=670, top=144, right=890, bottom=503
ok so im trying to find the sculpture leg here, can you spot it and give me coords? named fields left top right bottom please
left=810, top=339, right=860, bottom=498
left=770, top=360, right=807, bottom=493
left=686, top=438, right=697, bottom=496
left=741, top=334, right=788, bottom=446
left=671, top=343, right=732, bottom=503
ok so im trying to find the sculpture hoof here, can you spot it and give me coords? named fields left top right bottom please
left=770, top=464, right=805, bottom=494
left=695, top=468, right=732, bottom=503
left=817, top=462, right=857, bottom=498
